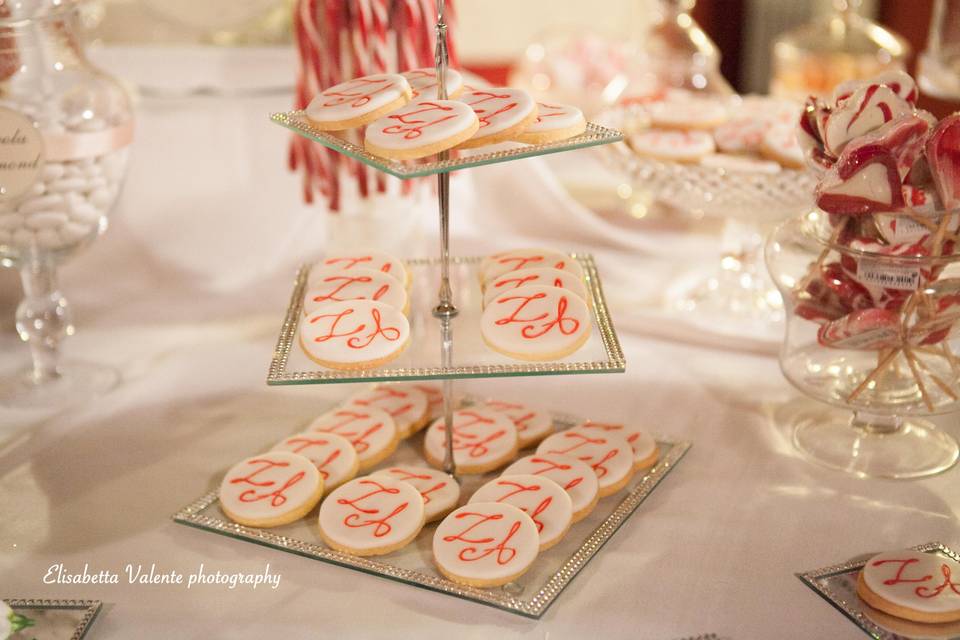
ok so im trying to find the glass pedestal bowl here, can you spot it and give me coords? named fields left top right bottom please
left=766, top=210, right=960, bottom=479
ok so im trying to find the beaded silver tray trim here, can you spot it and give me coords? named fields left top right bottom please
left=3, top=599, right=102, bottom=640
left=796, top=541, right=960, bottom=639
left=271, top=111, right=623, bottom=178
left=173, top=434, right=689, bottom=618
left=267, top=254, right=627, bottom=384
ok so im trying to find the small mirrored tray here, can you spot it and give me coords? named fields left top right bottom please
left=797, top=542, right=960, bottom=639
left=271, top=111, right=623, bottom=179
left=3, top=599, right=102, bottom=640
left=267, top=254, right=626, bottom=385
left=173, top=410, right=690, bottom=618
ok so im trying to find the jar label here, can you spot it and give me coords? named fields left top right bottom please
left=0, top=107, right=45, bottom=202
left=857, top=258, right=921, bottom=291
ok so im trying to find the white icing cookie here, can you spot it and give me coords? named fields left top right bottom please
left=481, top=249, right=584, bottom=284
left=423, top=408, right=519, bottom=474
left=402, top=67, right=464, bottom=99
left=405, top=382, right=446, bottom=420
left=459, top=88, right=538, bottom=148
left=646, top=97, right=728, bottom=130
left=481, top=399, right=555, bottom=448
left=365, top=99, right=480, bottom=160
left=537, top=427, right=634, bottom=497
left=318, top=476, right=425, bottom=556
left=309, top=406, right=399, bottom=470
left=219, top=452, right=323, bottom=527
left=314, top=250, right=408, bottom=288
left=305, top=74, right=412, bottom=131
left=482, top=267, right=588, bottom=308
left=578, top=421, right=659, bottom=469
left=303, top=267, right=408, bottom=317
left=270, top=431, right=358, bottom=494
left=345, top=384, right=430, bottom=438
left=858, top=550, right=960, bottom=623
left=433, top=502, right=540, bottom=587
left=628, top=129, right=716, bottom=163
left=300, top=300, right=410, bottom=370
left=469, top=474, right=573, bottom=551
left=514, top=102, right=586, bottom=144
left=481, top=285, right=591, bottom=361
left=760, top=124, right=805, bottom=168
left=370, top=465, right=460, bottom=523
left=713, top=117, right=770, bottom=154
left=503, top=453, right=599, bottom=522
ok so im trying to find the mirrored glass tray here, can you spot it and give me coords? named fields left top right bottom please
left=271, top=111, right=624, bottom=178
left=267, top=254, right=626, bottom=385
left=797, top=541, right=960, bottom=640
left=173, top=409, right=690, bottom=618
left=2, top=599, right=102, bottom=640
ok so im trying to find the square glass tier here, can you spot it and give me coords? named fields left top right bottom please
left=268, top=254, right=626, bottom=385
left=271, top=111, right=623, bottom=178
left=173, top=407, right=690, bottom=618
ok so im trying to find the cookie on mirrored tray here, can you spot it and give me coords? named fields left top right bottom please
left=857, top=550, right=960, bottom=624
left=481, top=399, right=555, bottom=448
left=433, top=502, right=540, bottom=587
left=480, top=248, right=583, bottom=285
left=481, top=285, right=591, bottom=361
left=312, top=250, right=408, bottom=288
left=469, top=474, right=573, bottom=551
left=309, top=406, right=399, bottom=471
left=318, top=476, right=425, bottom=556
left=503, top=453, right=599, bottom=522
left=370, top=465, right=460, bottom=523
left=270, top=431, right=359, bottom=494
left=514, top=102, right=586, bottom=144
left=482, top=267, right=588, bottom=308
left=423, top=408, right=519, bottom=474
left=344, top=384, right=430, bottom=438
left=458, top=88, right=538, bottom=148
left=536, top=426, right=635, bottom=497
left=299, top=299, right=410, bottom=370
left=578, top=420, right=659, bottom=470
left=628, top=128, right=716, bottom=163
left=303, top=267, right=409, bottom=316
left=305, top=74, right=413, bottom=131
left=401, top=67, right=464, bottom=99
left=364, top=99, right=479, bottom=160
left=219, top=452, right=324, bottom=528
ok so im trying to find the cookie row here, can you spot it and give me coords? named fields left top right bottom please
left=478, top=249, right=591, bottom=361
left=304, top=70, right=587, bottom=159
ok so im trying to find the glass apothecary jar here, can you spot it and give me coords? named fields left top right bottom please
left=766, top=209, right=960, bottom=479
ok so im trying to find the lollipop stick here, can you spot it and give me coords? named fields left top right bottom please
left=848, top=348, right=901, bottom=403
left=910, top=349, right=958, bottom=400
left=904, top=348, right=936, bottom=411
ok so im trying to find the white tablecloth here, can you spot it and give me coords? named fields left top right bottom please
left=2, top=47, right=958, bottom=640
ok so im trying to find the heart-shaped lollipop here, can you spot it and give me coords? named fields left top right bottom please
left=816, top=140, right=905, bottom=215
left=925, top=114, right=960, bottom=210
left=817, top=308, right=900, bottom=350
left=822, top=84, right=913, bottom=157
left=831, top=70, right=919, bottom=106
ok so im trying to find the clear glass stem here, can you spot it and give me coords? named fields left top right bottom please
left=16, top=250, right=72, bottom=385
left=850, top=410, right=903, bottom=435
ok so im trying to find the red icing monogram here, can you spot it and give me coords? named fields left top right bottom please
left=872, top=557, right=960, bottom=599
left=493, top=254, right=566, bottom=273
left=486, top=401, right=537, bottom=432
left=536, top=103, right=568, bottom=123
left=311, top=275, right=390, bottom=305
left=583, top=421, right=639, bottom=445
left=381, top=102, right=459, bottom=139
left=494, top=292, right=581, bottom=339
left=441, top=411, right=507, bottom=458
left=384, top=468, right=447, bottom=504
left=308, top=307, right=402, bottom=349
left=321, top=77, right=398, bottom=109
left=283, top=437, right=341, bottom=480
left=352, top=387, right=414, bottom=418
left=465, top=91, right=518, bottom=129
left=229, top=458, right=305, bottom=507
left=315, top=410, right=383, bottom=453
left=527, top=456, right=583, bottom=491
left=335, top=479, right=410, bottom=538
left=545, top=433, right=616, bottom=478
left=490, top=480, right=550, bottom=533
left=324, top=256, right=393, bottom=275
left=442, top=511, right=521, bottom=565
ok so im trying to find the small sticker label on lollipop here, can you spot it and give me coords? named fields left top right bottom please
left=0, top=107, right=45, bottom=201
left=889, top=217, right=931, bottom=244
left=858, top=259, right=921, bottom=291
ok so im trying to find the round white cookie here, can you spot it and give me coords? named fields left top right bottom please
left=459, top=88, right=538, bottom=148
left=305, top=73, right=412, bottom=130
left=482, top=267, right=588, bottom=308
left=423, top=408, right=519, bottom=474
left=629, top=129, right=716, bottom=163
left=482, top=285, right=591, bottom=361
left=537, top=427, right=635, bottom=497
left=469, top=474, right=573, bottom=551
left=481, top=399, right=555, bottom=448
left=645, top=97, right=728, bottom=130
left=300, top=299, right=410, bottom=370
left=344, top=384, right=430, bottom=438
left=304, top=267, right=408, bottom=316
left=365, top=99, right=480, bottom=160
left=515, top=102, right=586, bottom=144
left=503, top=453, right=599, bottom=522
left=433, top=502, right=540, bottom=587
left=318, top=476, right=425, bottom=556
left=858, top=550, right=960, bottom=623
left=309, top=406, right=399, bottom=470
left=313, top=250, right=408, bottom=288
left=760, top=124, right=805, bottom=168
left=220, top=452, right=324, bottom=527
left=402, top=67, right=464, bottom=99
left=481, top=249, right=583, bottom=284
left=371, top=465, right=460, bottom=523
left=578, top=421, right=659, bottom=470
left=271, top=431, right=359, bottom=494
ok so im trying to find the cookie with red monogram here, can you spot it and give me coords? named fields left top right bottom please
left=503, top=453, right=599, bottom=522
left=303, top=267, right=409, bottom=317
left=365, top=99, right=479, bottom=160
left=220, top=452, right=324, bottom=527
left=469, top=474, right=573, bottom=550
left=536, top=426, right=635, bottom=497
left=481, top=285, right=591, bottom=361
left=423, top=408, right=519, bottom=474
left=270, top=431, right=359, bottom=494
left=344, top=384, right=430, bottom=438
left=313, top=250, right=409, bottom=288
left=433, top=502, right=540, bottom=587
left=514, top=102, right=586, bottom=144
left=480, top=249, right=584, bottom=285
left=370, top=465, right=460, bottom=522
left=481, top=399, right=555, bottom=448
left=305, top=73, right=412, bottom=130
left=402, top=67, right=464, bottom=99
left=318, top=476, right=425, bottom=556
left=309, top=406, right=399, bottom=471
left=857, top=550, right=960, bottom=623
left=458, top=88, right=538, bottom=148
left=299, top=300, right=410, bottom=370
left=482, top=267, right=588, bottom=308
left=578, top=421, right=660, bottom=470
